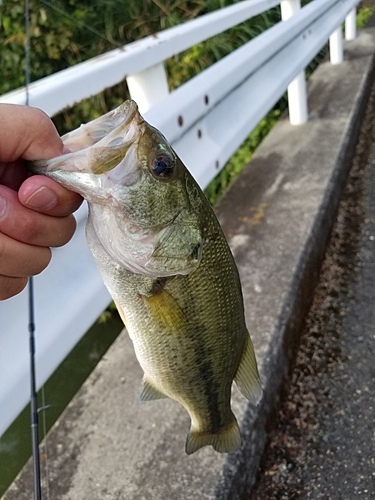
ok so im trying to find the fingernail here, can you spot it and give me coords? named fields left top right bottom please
left=0, top=195, right=7, bottom=219
left=25, top=186, right=58, bottom=210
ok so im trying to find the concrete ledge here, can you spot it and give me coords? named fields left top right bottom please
left=4, top=28, right=375, bottom=500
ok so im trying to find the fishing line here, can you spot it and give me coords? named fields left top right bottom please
left=25, top=1, right=43, bottom=498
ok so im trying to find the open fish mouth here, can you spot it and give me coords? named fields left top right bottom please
left=29, top=100, right=141, bottom=177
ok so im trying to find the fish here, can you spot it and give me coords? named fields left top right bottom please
left=29, top=100, right=262, bottom=454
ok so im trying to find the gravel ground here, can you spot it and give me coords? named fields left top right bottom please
left=250, top=76, right=375, bottom=499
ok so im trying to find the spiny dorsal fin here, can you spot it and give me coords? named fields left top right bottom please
left=234, top=336, right=262, bottom=405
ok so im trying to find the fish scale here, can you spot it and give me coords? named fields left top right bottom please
left=29, top=100, right=262, bottom=454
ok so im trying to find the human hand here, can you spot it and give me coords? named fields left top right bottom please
left=0, top=104, right=83, bottom=300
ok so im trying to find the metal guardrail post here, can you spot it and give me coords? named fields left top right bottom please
left=345, top=8, right=357, bottom=41
left=126, top=63, right=170, bottom=113
left=280, top=0, right=308, bottom=125
left=330, top=26, right=344, bottom=64
left=330, top=7, right=357, bottom=65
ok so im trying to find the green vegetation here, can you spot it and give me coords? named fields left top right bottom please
left=357, top=7, right=374, bottom=29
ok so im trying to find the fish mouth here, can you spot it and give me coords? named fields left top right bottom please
left=28, top=100, right=141, bottom=177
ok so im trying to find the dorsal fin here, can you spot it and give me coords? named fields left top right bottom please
left=234, top=336, right=262, bottom=405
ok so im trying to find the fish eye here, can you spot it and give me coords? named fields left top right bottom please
left=151, top=154, right=175, bottom=179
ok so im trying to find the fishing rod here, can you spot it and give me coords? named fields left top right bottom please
left=25, top=0, right=43, bottom=498
left=28, top=278, right=42, bottom=500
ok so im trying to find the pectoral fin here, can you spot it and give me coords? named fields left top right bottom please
left=234, top=336, right=262, bottom=405
left=114, top=301, right=129, bottom=331
left=139, top=377, right=167, bottom=401
left=142, top=288, right=187, bottom=332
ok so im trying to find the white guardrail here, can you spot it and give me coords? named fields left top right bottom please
left=0, top=0, right=360, bottom=437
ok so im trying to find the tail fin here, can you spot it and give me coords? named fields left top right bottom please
left=185, top=416, right=241, bottom=455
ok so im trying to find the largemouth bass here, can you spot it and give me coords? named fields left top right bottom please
left=30, top=101, right=262, bottom=454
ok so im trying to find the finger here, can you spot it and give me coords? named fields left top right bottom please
left=0, top=232, right=51, bottom=278
left=0, top=104, right=63, bottom=162
left=0, top=159, right=27, bottom=189
left=18, top=175, right=83, bottom=217
left=0, top=276, right=28, bottom=301
left=0, top=186, right=77, bottom=247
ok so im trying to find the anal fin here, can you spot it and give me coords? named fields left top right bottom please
left=139, top=376, right=167, bottom=401
left=234, top=336, right=263, bottom=405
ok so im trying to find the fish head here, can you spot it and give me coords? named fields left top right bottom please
left=29, top=100, right=203, bottom=278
